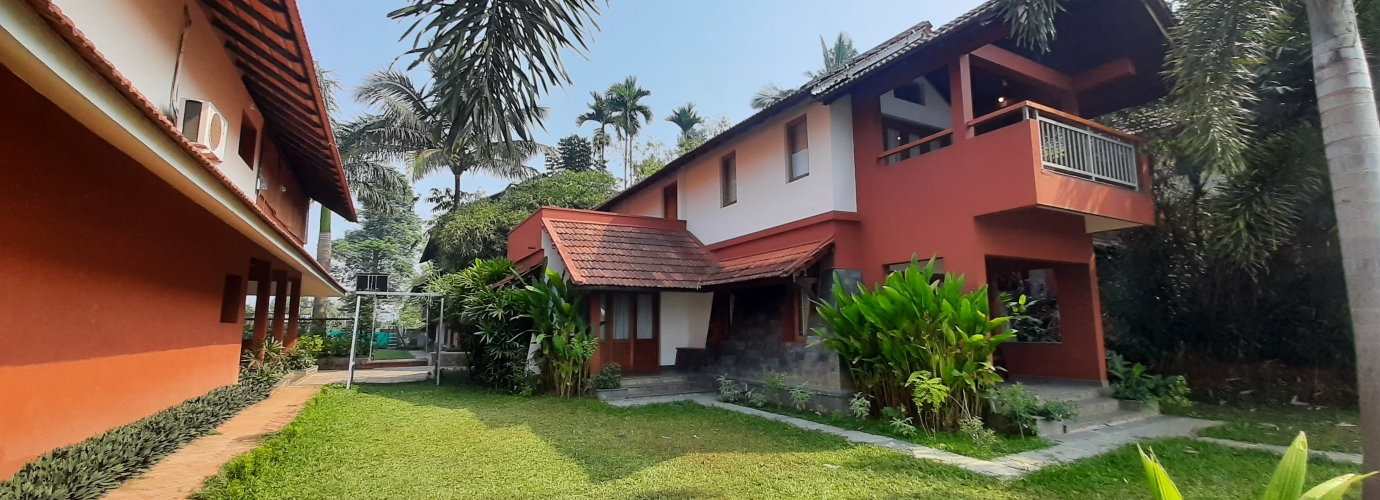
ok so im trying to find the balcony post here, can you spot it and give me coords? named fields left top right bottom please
left=250, top=259, right=272, bottom=362
left=949, top=55, right=974, bottom=144
left=270, top=269, right=288, bottom=344
left=284, top=276, right=302, bottom=349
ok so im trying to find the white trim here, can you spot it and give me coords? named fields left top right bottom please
left=0, top=2, right=343, bottom=296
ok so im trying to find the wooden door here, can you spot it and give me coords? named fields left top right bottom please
left=599, top=292, right=659, bottom=373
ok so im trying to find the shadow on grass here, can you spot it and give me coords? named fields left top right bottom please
left=354, top=380, right=935, bottom=485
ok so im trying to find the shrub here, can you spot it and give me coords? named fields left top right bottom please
left=591, top=363, right=622, bottom=390
left=517, top=269, right=598, bottom=397
left=1107, top=351, right=1192, bottom=407
left=717, top=374, right=745, bottom=403
left=848, top=392, right=872, bottom=419
left=959, top=416, right=998, bottom=450
left=0, top=375, right=278, bottom=499
left=814, top=256, right=1014, bottom=431
left=990, top=384, right=1080, bottom=436
left=427, top=258, right=532, bottom=394
left=788, top=384, right=815, bottom=411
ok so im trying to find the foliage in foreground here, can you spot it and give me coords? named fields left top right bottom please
left=1139, top=432, right=1373, bottom=500
left=1107, top=351, right=1192, bottom=408
left=518, top=269, right=598, bottom=397
left=427, top=258, right=534, bottom=394
left=813, top=257, right=1013, bottom=431
left=0, top=376, right=279, bottom=499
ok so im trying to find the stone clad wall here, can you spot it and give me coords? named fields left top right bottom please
left=703, top=285, right=846, bottom=392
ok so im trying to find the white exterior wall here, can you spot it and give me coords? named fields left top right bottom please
left=53, top=0, right=263, bottom=193
left=541, top=229, right=565, bottom=277
left=658, top=292, right=713, bottom=366
left=879, top=77, right=951, bottom=129
left=612, top=99, right=857, bottom=245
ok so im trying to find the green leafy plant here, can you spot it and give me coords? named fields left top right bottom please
left=990, top=384, right=1079, bottom=436
left=1000, top=292, right=1061, bottom=343
left=959, top=416, right=998, bottom=451
left=882, top=407, right=917, bottom=438
left=515, top=269, right=597, bottom=397
left=1138, top=432, right=1374, bottom=499
left=717, top=374, right=744, bottom=403
left=0, top=375, right=278, bottom=499
left=849, top=392, right=871, bottom=419
left=763, top=371, right=787, bottom=391
left=788, top=384, right=815, bottom=411
left=428, top=258, right=532, bottom=394
left=745, top=389, right=767, bottom=407
left=591, top=363, right=622, bottom=390
left=1107, top=351, right=1192, bottom=408
left=814, top=256, right=1014, bottom=431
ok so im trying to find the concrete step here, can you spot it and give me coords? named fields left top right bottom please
left=1071, top=397, right=1123, bottom=420
left=621, top=373, right=704, bottom=387
left=598, top=376, right=716, bottom=401
left=362, top=359, right=429, bottom=369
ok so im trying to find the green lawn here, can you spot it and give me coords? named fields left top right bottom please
left=746, top=402, right=1049, bottom=459
left=1165, top=403, right=1363, bottom=454
left=194, top=382, right=1359, bottom=500
left=369, top=349, right=417, bottom=360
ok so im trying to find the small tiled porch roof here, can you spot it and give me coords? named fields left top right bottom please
left=543, top=218, right=828, bottom=290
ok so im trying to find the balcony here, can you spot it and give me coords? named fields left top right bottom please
left=873, top=100, right=1153, bottom=230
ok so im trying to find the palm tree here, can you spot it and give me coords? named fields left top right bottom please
left=665, top=103, right=704, bottom=142
left=605, top=76, right=653, bottom=187
left=352, top=68, right=544, bottom=208
left=388, top=0, right=600, bottom=152
left=1000, top=0, right=1380, bottom=490
left=576, top=91, right=615, bottom=167
left=804, top=32, right=860, bottom=79
left=750, top=84, right=796, bottom=110
left=312, top=67, right=408, bottom=319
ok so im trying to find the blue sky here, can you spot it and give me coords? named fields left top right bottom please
left=297, top=0, right=987, bottom=252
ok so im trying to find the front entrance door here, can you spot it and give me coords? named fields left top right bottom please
left=601, top=292, right=659, bottom=372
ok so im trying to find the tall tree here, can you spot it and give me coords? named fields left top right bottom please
left=388, top=0, right=600, bottom=152
left=576, top=91, right=615, bottom=167
left=352, top=68, right=545, bottom=210
left=605, top=76, right=653, bottom=187
left=665, top=103, right=704, bottom=142
left=1000, top=0, right=1380, bottom=488
left=548, top=134, right=595, bottom=173
left=313, top=66, right=408, bottom=319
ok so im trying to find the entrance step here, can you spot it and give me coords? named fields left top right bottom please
left=1007, top=380, right=1158, bottom=436
left=597, top=373, right=716, bottom=402
left=362, top=359, right=429, bottom=369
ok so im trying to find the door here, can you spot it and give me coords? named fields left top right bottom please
left=600, top=292, right=659, bottom=372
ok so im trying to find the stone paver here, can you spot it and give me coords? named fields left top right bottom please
left=104, top=385, right=321, bottom=499
left=611, top=393, right=1218, bottom=479
left=1195, top=437, right=1363, bottom=464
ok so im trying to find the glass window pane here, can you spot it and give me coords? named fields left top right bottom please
left=791, top=150, right=809, bottom=178
left=636, top=294, right=654, bottom=339
left=613, top=294, right=630, bottom=340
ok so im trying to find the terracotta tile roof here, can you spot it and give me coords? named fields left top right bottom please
left=545, top=219, right=718, bottom=289
left=703, top=239, right=833, bottom=286
left=543, top=218, right=829, bottom=289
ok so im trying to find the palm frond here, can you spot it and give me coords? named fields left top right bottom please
left=997, top=0, right=1067, bottom=53
left=750, top=84, right=795, bottom=110
left=389, top=0, right=601, bottom=148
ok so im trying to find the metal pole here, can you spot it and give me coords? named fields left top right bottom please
left=367, top=295, right=378, bottom=360
left=346, top=295, right=361, bottom=389
left=436, top=296, right=445, bottom=386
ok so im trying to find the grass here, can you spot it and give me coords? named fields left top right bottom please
left=1164, top=403, right=1363, bottom=454
left=369, top=349, right=417, bottom=360
left=744, top=401, right=1049, bottom=460
left=194, top=382, right=1359, bottom=500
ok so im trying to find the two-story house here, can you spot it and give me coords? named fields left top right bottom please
left=510, top=0, right=1168, bottom=404
left=0, top=0, right=351, bottom=477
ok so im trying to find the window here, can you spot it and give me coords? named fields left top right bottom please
left=720, top=154, right=737, bottom=206
left=237, top=114, right=259, bottom=168
left=636, top=294, right=654, bottom=339
left=894, top=82, right=925, bottom=105
left=220, top=274, right=244, bottom=323
left=885, top=257, right=945, bottom=282
left=883, top=118, right=949, bottom=164
left=787, top=117, right=809, bottom=180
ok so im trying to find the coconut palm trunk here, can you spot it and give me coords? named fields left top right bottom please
left=1303, top=0, right=1380, bottom=492
left=312, top=208, right=332, bottom=321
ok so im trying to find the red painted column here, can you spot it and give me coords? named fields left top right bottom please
left=270, top=269, right=288, bottom=344
left=284, top=276, right=302, bottom=348
left=949, top=55, right=975, bottom=143
left=250, top=260, right=272, bottom=362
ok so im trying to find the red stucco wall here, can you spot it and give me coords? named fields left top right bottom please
left=0, top=66, right=290, bottom=478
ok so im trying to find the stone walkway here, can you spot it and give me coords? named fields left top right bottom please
left=1195, top=437, right=1364, bottom=464
left=294, top=365, right=431, bottom=385
left=613, top=394, right=1218, bottom=479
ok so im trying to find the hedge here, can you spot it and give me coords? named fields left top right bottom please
left=0, top=375, right=279, bottom=499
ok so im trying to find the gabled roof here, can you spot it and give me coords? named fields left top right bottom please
left=542, top=217, right=829, bottom=289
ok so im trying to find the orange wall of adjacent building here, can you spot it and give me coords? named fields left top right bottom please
left=0, top=66, right=290, bottom=478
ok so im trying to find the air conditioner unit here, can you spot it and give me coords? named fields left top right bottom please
left=180, top=98, right=228, bottom=161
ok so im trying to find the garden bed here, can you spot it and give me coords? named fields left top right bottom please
left=743, top=402, right=1050, bottom=460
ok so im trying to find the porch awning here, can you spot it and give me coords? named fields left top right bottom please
left=543, top=217, right=830, bottom=290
